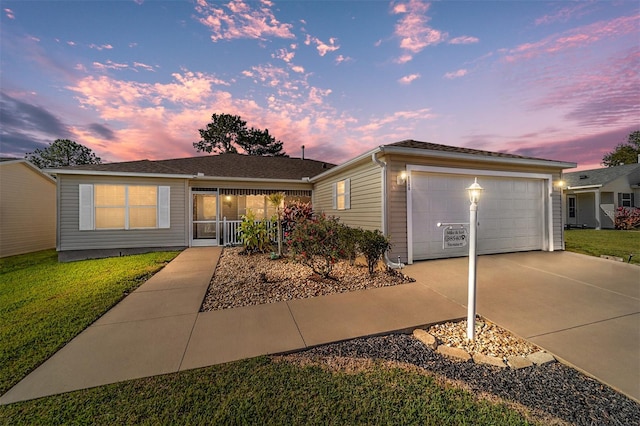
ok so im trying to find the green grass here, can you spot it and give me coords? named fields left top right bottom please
left=564, top=229, right=640, bottom=264
left=0, top=249, right=180, bottom=395
left=0, top=249, right=542, bottom=425
left=1, top=357, right=535, bottom=425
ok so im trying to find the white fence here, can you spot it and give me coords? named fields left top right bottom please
left=221, top=218, right=277, bottom=246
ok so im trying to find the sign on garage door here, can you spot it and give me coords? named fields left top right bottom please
left=410, top=173, right=545, bottom=261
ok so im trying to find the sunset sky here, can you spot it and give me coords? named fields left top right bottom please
left=1, top=0, right=638, bottom=170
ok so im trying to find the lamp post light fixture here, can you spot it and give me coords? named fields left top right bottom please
left=466, top=178, right=483, bottom=341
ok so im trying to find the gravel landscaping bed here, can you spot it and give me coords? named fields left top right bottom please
left=280, top=334, right=640, bottom=426
left=202, top=247, right=640, bottom=424
left=201, top=247, right=414, bottom=311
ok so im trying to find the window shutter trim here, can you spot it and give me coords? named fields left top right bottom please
left=158, top=186, right=171, bottom=229
left=332, top=182, right=337, bottom=210
left=79, top=184, right=94, bottom=230
left=344, top=178, right=351, bottom=210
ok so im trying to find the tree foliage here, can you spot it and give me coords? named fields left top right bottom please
left=602, top=130, right=640, bottom=167
left=25, top=139, right=102, bottom=169
left=193, top=113, right=287, bottom=157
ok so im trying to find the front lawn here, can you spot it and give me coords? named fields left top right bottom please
left=0, top=249, right=544, bottom=424
left=0, top=249, right=180, bottom=395
left=564, top=229, right=640, bottom=265
left=2, top=357, right=535, bottom=425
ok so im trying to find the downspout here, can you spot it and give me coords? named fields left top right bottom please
left=372, top=151, right=405, bottom=269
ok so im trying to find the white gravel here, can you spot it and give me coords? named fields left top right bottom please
left=200, top=247, right=414, bottom=311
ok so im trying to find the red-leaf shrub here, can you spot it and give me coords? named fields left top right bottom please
left=287, top=214, right=346, bottom=278
left=615, top=207, right=640, bottom=230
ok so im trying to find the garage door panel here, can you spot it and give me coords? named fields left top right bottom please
left=411, top=173, right=545, bottom=261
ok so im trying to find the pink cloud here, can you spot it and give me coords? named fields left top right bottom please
left=304, top=35, right=340, bottom=56
left=355, top=108, right=435, bottom=134
left=88, top=43, right=113, bottom=51
left=527, top=47, right=639, bottom=129
left=391, top=0, right=447, bottom=59
left=504, top=14, right=640, bottom=62
left=449, top=36, right=479, bottom=45
left=398, top=73, right=420, bottom=84
left=443, top=69, right=467, bottom=79
left=4, top=8, right=15, bottom=19
left=194, top=0, right=294, bottom=42
left=535, top=3, right=591, bottom=26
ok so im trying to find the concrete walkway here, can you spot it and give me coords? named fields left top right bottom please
left=404, top=251, right=640, bottom=402
left=0, top=247, right=465, bottom=404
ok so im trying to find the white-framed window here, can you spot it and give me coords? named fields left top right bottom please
left=237, top=195, right=279, bottom=220
left=332, top=178, right=350, bottom=210
left=620, top=193, right=634, bottom=207
left=79, top=184, right=170, bottom=230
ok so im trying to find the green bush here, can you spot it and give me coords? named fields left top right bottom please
left=358, top=229, right=391, bottom=275
left=339, top=225, right=361, bottom=266
left=238, top=210, right=274, bottom=254
left=287, top=214, right=345, bottom=278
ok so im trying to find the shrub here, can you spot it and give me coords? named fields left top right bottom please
left=238, top=210, right=274, bottom=254
left=287, top=214, right=345, bottom=278
left=282, top=200, right=313, bottom=242
left=615, top=207, right=640, bottom=230
left=358, top=229, right=391, bottom=275
left=339, top=225, right=361, bottom=266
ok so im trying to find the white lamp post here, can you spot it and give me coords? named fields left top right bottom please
left=466, top=178, right=483, bottom=341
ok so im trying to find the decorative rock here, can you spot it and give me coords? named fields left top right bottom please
left=413, top=329, right=437, bottom=350
left=473, top=353, right=507, bottom=368
left=437, top=345, right=471, bottom=362
left=600, top=255, right=624, bottom=262
left=527, top=351, right=556, bottom=365
left=507, top=355, right=534, bottom=369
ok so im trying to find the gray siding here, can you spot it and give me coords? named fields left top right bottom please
left=313, top=160, right=383, bottom=231
left=58, top=175, right=188, bottom=251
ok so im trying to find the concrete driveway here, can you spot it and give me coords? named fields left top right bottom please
left=404, top=251, right=640, bottom=402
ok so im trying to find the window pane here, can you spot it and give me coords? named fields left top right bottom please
left=96, top=207, right=125, bottom=229
left=95, top=185, right=125, bottom=206
left=337, top=196, right=345, bottom=210
left=129, top=186, right=157, bottom=206
left=245, top=195, right=266, bottom=219
left=130, top=207, right=157, bottom=228
left=336, top=180, right=345, bottom=195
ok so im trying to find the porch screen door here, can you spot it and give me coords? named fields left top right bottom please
left=192, top=192, right=218, bottom=246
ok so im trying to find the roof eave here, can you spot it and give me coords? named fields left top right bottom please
left=46, top=168, right=312, bottom=184
left=566, top=184, right=603, bottom=190
left=192, top=176, right=312, bottom=184
left=379, top=145, right=577, bottom=169
left=45, top=169, right=195, bottom=179
left=309, top=146, right=382, bottom=182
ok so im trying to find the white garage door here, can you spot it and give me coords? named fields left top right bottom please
left=410, top=173, right=545, bottom=261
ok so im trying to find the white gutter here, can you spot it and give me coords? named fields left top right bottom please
left=45, top=169, right=195, bottom=179
left=371, top=151, right=404, bottom=270
left=379, top=145, right=577, bottom=169
left=566, top=184, right=602, bottom=190
left=45, top=169, right=312, bottom=185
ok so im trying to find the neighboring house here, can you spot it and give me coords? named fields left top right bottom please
left=563, top=160, right=640, bottom=229
left=0, top=159, right=57, bottom=257
left=47, top=141, right=576, bottom=263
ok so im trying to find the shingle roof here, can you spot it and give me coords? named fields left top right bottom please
left=564, top=163, right=640, bottom=187
left=61, top=153, right=335, bottom=180
left=387, top=140, right=552, bottom=161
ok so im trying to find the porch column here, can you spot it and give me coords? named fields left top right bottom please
left=594, top=190, right=601, bottom=230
